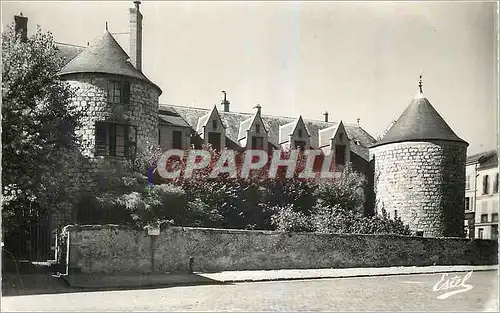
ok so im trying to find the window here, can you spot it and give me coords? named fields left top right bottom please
left=478, top=228, right=484, bottom=239
left=492, top=225, right=498, bottom=240
left=492, top=213, right=498, bottom=222
left=466, top=175, right=471, bottom=190
left=107, top=80, right=130, bottom=104
left=173, top=131, right=182, bottom=149
left=298, top=129, right=303, bottom=138
left=295, top=140, right=306, bottom=150
left=416, top=231, right=424, bottom=237
left=335, top=145, right=346, bottom=166
left=483, top=175, right=490, bottom=194
left=212, top=120, right=217, bottom=130
left=481, top=214, right=488, bottom=223
left=255, top=124, right=260, bottom=134
left=339, top=133, right=344, bottom=142
left=494, top=173, right=499, bottom=193
left=465, top=197, right=470, bottom=211
left=94, top=122, right=136, bottom=157
left=208, top=132, right=221, bottom=150
left=251, top=136, right=264, bottom=150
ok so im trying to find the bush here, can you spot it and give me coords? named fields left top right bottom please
left=270, top=204, right=314, bottom=232
left=313, top=165, right=366, bottom=214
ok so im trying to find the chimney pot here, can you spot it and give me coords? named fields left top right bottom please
left=323, top=111, right=329, bottom=123
left=14, top=13, right=28, bottom=42
left=221, top=91, right=230, bottom=112
left=130, top=1, right=143, bottom=72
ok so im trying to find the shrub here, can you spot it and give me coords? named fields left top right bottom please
left=271, top=205, right=314, bottom=232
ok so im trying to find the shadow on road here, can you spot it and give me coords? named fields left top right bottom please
left=2, top=260, right=231, bottom=297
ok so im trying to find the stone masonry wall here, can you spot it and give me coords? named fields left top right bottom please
left=65, top=225, right=498, bottom=274
left=371, top=141, right=467, bottom=237
left=52, top=73, right=160, bottom=228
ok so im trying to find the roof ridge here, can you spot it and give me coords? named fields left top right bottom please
left=55, top=42, right=86, bottom=48
left=161, top=104, right=369, bottom=126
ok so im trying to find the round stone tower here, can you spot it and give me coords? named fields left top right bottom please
left=370, top=77, right=468, bottom=237
left=56, top=2, right=162, bottom=195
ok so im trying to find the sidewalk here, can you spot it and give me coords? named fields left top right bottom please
left=65, top=264, right=498, bottom=289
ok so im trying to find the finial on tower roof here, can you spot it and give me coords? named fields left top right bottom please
left=105, top=21, right=108, bottom=31
left=134, top=0, right=141, bottom=10
left=418, top=72, right=424, bottom=97
left=357, top=118, right=360, bottom=127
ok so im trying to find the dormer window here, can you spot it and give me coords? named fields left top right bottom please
left=295, top=140, right=306, bottom=150
left=339, top=133, right=344, bottom=142
left=252, top=136, right=264, bottom=150
left=212, top=120, right=217, bottom=130
left=107, top=80, right=130, bottom=104
left=256, top=124, right=260, bottom=134
left=208, top=132, right=221, bottom=150
left=298, top=129, right=303, bottom=138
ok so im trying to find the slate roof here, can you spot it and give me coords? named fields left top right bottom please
left=467, top=150, right=498, bottom=167
left=371, top=96, right=468, bottom=148
left=279, top=117, right=311, bottom=144
left=478, top=153, right=498, bottom=169
left=55, top=43, right=85, bottom=66
left=318, top=124, right=341, bottom=148
left=57, top=30, right=162, bottom=95
left=159, top=104, right=377, bottom=161
left=238, top=116, right=255, bottom=141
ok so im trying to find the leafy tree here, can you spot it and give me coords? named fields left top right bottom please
left=2, top=24, right=81, bottom=236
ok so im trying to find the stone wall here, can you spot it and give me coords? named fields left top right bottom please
left=66, top=73, right=159, bottom=159
left=65, top=225, right=497, bottom=274
left=371, top=140, right=467, bottom=237
left=51, top=73, right=160, bottom=228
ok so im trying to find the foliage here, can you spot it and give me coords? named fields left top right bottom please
left=73, top=142, right=411, bottom=236
left=270, top=204, right=314, bottom=232
left=1, top=24, right=82, bottom=234
left=313, top=166, right=366, bottom=215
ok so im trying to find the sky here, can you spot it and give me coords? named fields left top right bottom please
left=2, top=1, right=498, bottom=155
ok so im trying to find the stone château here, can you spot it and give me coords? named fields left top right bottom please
left=11, top=1, right=468, bottom=238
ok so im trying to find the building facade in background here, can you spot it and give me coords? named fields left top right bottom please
left=465, top=150, right=499, bottom=240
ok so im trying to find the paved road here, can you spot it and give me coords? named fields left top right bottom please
left=2, top=271, right=497, bottom=312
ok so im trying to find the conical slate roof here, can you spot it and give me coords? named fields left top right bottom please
left=57, top=30, right=162, bottom=94
left=371, top=96, right=468, bottom=148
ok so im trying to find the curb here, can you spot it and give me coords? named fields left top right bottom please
left=62, top=265, right=498, bottom=289
left=212, top=267, right=499, bottom=284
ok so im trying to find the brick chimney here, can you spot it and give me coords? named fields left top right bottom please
left=14, top=12, right=28, bottom=42
left=129, top=1, right=143, bottom=71
left=323, top=111, right=329, bottom=122
left=221, top=91, right=230, bottom=112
